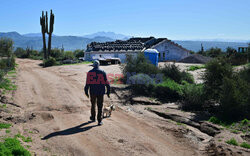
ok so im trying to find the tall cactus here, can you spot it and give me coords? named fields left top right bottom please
left=40, top=11, right=47, bottom=59
left=40, top=10, right=54, bottom=59
left=47, top=10, right=54, bottom=57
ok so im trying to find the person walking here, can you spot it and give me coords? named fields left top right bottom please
left=84, top=60, right=110, bottom=125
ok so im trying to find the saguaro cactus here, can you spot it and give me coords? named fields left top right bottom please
left=47, top=10, right=54, bottom=57
left=40, top=11, right=47, bottom=59
left=40, top=10, right=54, bottom=59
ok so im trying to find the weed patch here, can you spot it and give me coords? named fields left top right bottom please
left=240, top=142, right=250, bottom=149
left=188, top=65, right=205, bottom=71
left=15, top=134, right=32, bottom=143
left=0, top=137, right=31, bottom=156
left=225, top=138, right=238, bottom=146
left=0, top=123, right=11, bottom=129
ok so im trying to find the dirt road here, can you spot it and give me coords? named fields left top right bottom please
left=12, top=59, right=200, bottom=156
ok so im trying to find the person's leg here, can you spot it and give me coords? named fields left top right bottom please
left=97, top=95, right=104, bottom=124
left=90, top=95, right=97, bottom=121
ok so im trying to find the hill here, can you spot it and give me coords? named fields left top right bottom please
left=0, top=32, right=114, bottom=51
left=0, top=32, right=248, bottom=51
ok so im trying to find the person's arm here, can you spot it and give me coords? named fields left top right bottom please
left=84, top=72, right=90, bottom=98
left=104, top=72, right=110, bottom=97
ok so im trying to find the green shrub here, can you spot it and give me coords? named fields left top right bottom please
left=229, top=52, right=248, bottom=65
left=0, top=56, right=15, bottom=71
left=160, top=64, right=194, bottom=84
left=43, top=57, right=57, bottom=67
left=156, top=78, right=183, bottom=94
left=0, top=38, right=13, bottom=57
left=240, top=142, right=250, bottom=149
left=208, top=116, right=224, bottom=125
left=129, top=73, right=154, bottom=85
left=181, top=83, right=204, bottom=110
left=123, top=53, right=159, bottom=77
left=63, top=51, right=75, bottom=60
left=14, top=47, right=27, bottom=58
left=239, top=64, right=250, bottom=83
left=240, top=119, right=249, bottom=126
left=203, top=59, right=233, bottom=100
left=225, top=138, right=238, bottom=146
left=129, top=74, right=155, bottom=95
left=219, top=75, right=250, bottom=119
left=0, top=138, right=31, bottom=156
left=74, top=49, right=84, bottom=58
left=153, top=79, right=182, bottom=101
left=48, top=48, right=63, bottom=61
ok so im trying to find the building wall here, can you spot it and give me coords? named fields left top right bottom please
left=85, top=52, right=138, bottom=63
left=152, top=40, right=190, bottom=61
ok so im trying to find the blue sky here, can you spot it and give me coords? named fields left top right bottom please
left=0, top=0, right=250, bottom=40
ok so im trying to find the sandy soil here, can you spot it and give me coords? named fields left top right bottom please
left=159, top=62, right=205, bottom=84
left=8, top=59, right=202, bottom=156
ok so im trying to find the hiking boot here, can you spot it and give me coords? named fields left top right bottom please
left=98, top=121, right=103, bottom=126
left=90, top=116, right=95, bottom=122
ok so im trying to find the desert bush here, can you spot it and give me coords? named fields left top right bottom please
left=181, top=83, right=205, bottom=110
left=0, top=57, right=15, bottom=71
left=153, top=79, right=182, bottom=101
left=160, top=64, right=194, bottom=84
left=203, top=59, right=233, bottom=100
left=229, top=52, right=248, bottom=65
left=0, top=38, right=13, bottom=57
left=123, top=53, right=159, bottom=77
left=74, top=49, right=84, bottom=58
left=50, top=48, right=64, bottom=61
left=128, top=73, right=154, bottom=85
left=14, top=47, right=27, bottom=58
left=43, top=57, right=57, bottom=67
left=129, top=74, right=155, bottom=95
left=219, top=75, right=250, bottom=120
left=239, top=64, right=250, bottom=83
left=63, top=51, right=75, bottom=60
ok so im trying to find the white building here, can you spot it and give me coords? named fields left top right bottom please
left=85, top=37, right=190, bottom=63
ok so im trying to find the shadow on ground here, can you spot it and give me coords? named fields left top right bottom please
left=42, top=121, right=98, bottom=140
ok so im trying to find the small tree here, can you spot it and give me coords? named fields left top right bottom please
left=0, top=38, right=13, bottom=57
left=206, top=47, right=223, bottom=58
left=226, top=47, right=237, bottom=57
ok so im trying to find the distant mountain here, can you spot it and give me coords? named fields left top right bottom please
left=0, top=32, right=114, bottom=51
left=83, top=31, right=131, bottom=40
left=0, top=32, right=249, bottom=51
left=23, top=33, right=57, bottom=37
left=23, top=33, right=42, bottom=37
left=174, top=40, right=249, bottom=52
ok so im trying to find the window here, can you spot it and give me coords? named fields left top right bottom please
left=163, top=52, right=165, bottom=59
left=158, top=53, right=161, bottom=59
